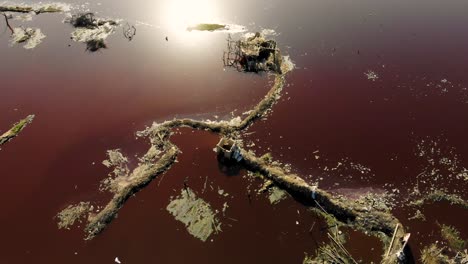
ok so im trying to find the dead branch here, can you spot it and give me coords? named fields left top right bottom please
left=1, top=12, right=14, bottom=34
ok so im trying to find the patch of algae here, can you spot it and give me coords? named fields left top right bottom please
left=167, top=188, right=221, bottom=242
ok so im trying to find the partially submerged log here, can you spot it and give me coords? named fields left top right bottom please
left=240, top=149, right=407, bottom=263
left=0, top=4, right=65, bottom=15
left=0, top=115, right=34, bottom=148
left=85, top=144, right=179, bottom=239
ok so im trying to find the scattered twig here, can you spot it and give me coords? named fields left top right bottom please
left=123, top=22, right=136, bottom=41
left=157, top=173, right=166, bottom=187
left=327, top=232, right=358, bottom=264
left=386, top=223, right=399, bottom=257
left=202, top=176, right=208, bottom=193
left=183, top=176, right=190, bottom=197
left=1, top=12, right=14, bottom=34
left=309, top=221, right=316, bottom=233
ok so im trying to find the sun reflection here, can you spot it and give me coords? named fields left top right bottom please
left=160, top=0, right=221, bottom=34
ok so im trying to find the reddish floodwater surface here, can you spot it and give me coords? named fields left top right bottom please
left=1, top=0, right=468, bottom=263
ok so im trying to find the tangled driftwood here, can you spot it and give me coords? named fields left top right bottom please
left=58, top=34, right=408, bottom=263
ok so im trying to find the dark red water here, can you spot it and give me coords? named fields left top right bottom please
left=1, top=0, right=467, bottom=263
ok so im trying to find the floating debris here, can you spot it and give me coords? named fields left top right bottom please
left=14, top=13, right=33, bottom=22
left=304, top=232, right=358, bottom=264
left=268, top=186, right=288, bottom=205
left=186, top=23, right=246, bottom=33
left=408, top=209, right=426, bottom=221
left=0, top=3, right=69, bottom=15
left=56, top=202, right=91, bottom=230
left=187, top=23, right=226, bottom=32
left=365, top=70, right=379, bottom=81
left=440, top=224, right=466, bottom=251
left=123, top=23, right=136, bottom=41
left=167, top=188, right=221, bottom=242
left=420, top=243, right=468, bottom=264
left=10, top=27, right=45, bottom=49
left=66, top=13, right=119, bottom=52
left=223, top=32, right=283, bottom=73
left=102, top=149, right=129, bottom=177
left=0, top=115, right=34, bottom=148
left=216, top=137, right=242, bottom=161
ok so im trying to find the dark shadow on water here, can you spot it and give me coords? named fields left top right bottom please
left=216, top=153, right=243, bottom=176
left=86, top=39, right=107, bottom=52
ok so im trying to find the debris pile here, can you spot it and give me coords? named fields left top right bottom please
left=10, top=27, right=45, bottom=49
left=66, top=13, right=119, bottom=52
left=224, top=32, right=283, bottom=74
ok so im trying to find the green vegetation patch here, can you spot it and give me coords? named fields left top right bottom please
left=420, top=244, right=450, bottom=264
left=440, top=224, right=466, bottom=251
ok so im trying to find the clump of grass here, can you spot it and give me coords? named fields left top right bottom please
left=420, top=244, right=450, bottom=264
left=306, top=232, right=357, bottom=264
left=187, top=23, right=226, bottom=32
left=440, top=224, right=466, bottom=251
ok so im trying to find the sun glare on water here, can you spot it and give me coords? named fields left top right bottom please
left=160, top=0, right=221, bottom=34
